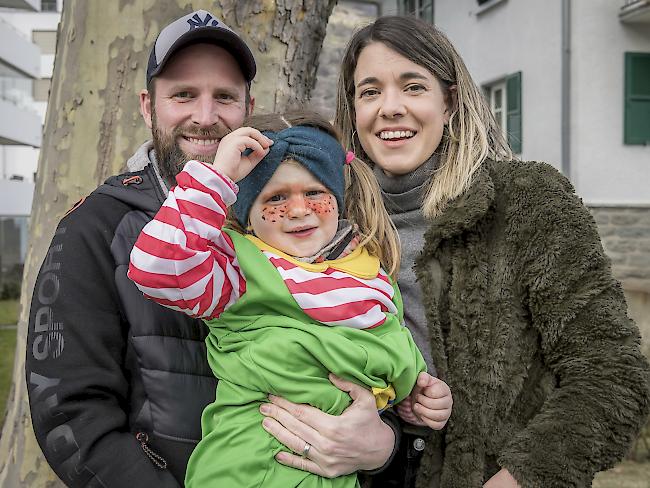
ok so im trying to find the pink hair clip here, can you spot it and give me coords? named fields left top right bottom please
left=345, top=151, right=355, bottom=165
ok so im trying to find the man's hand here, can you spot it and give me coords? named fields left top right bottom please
left=211, top=127, right=273, bottom=182
left=396, top=372, right=452, bottom=430
left=259, top=374, right=395, bottom=478
left=484, top=468, right=521, bottom=488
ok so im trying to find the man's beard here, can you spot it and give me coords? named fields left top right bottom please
left=151, top=115, right=228, bottom=187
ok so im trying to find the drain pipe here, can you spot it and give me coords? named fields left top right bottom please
left=561, top=0, right=571, bottom=178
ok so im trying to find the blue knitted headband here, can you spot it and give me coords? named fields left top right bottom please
left=232, top=126, right=346, bottom=227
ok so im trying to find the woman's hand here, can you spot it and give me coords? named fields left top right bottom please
left=259, top=374, right=395, bottom=478
left=483, top=468, right=521, bottom=488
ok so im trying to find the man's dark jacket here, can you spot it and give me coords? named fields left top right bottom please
left=26, top=155, right=216, bottom=487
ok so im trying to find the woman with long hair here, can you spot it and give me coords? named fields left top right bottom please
left=262, top=15, right=650, bottom=488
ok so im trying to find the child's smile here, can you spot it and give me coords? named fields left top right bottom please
left=249, top=160, right=339, bottom=257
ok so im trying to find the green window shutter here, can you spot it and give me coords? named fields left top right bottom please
left=624, top=52, right=650, bottom=145
left=419, top=0, right=434, bottom=23
left=506, top=71, right=522, bottom=153
left=482, top=85, right=491, bottom=101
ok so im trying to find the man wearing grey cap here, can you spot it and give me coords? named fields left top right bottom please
left=25, top=10, right=396, bottom=487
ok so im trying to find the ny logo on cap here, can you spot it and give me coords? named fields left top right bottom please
left=187, top=12, right=219, bottom=29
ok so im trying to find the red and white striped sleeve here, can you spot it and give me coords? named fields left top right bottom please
left=128, top=160, right=246, bottom=320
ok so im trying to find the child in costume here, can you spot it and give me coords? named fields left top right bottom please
left=128, top=112, right=451, bottom=488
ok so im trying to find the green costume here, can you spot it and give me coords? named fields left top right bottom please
left=185, top=230, right=425, bottom=488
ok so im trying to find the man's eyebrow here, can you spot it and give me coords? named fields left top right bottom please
left=356, top=72, right=429, bottom=88
left=165, top=83, right=194, bottom=93
left=164, top=84, right=240, bottom=96
left=214, top=86, right=239, bottom=94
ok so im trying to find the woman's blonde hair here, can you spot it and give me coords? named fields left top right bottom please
left=335, top=16, right=514, bottom=218
left=233, top=110, right=401, bottom=277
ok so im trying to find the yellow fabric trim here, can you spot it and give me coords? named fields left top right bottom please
left=373, top=384, right=397, bottom=412
left=244, top=234, right=380, bottom=279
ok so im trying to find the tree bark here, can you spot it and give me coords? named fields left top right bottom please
left=0, top=0, right=336, bottom=486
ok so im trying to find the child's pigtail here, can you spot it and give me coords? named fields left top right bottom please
left=344, top=156, right=401, bottom=279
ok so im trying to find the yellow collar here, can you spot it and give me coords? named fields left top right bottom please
left=245, top=234, right=380, bottom=279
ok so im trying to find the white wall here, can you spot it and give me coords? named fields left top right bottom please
left=435, top=0, right=564, bottom=170
left=0, top=15, right=40, bottom=77
left=571, top=0, right=650, bottom=205
left=0, top=0, right=39, bottom=11
left=0, top=179, right=34, bottom=217
left=435, top=0, right=650, bottom=205
left=0, top=146, right=38, bottom=182
left=0, top=98, right=41, bottom=146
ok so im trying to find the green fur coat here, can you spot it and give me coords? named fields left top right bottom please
left=412, top=160, right=650, bottom=488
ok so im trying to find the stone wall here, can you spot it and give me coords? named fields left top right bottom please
left=310, top=1, right=378, bottom=120
left=590, top=207, right=650, bottom=354
left=627, top=289, right=650, bottom=358
left=590, top=207, right=650, bottom=292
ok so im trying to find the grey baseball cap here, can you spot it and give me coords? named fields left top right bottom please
left=146, top=10, right=256, bottom=85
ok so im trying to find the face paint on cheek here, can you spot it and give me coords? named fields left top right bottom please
left=308, top=195, right=336, bottom=216
left=260, top=204, right=288, bottom=223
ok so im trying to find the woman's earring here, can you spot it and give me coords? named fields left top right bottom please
left=246, top=223, right=254, bottom=234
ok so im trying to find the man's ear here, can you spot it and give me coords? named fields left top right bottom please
left=444, top=84, right=458, bottom=124
left=247, top=96, right=255, bottom=117
left=140, top=89, right=153, bottom=129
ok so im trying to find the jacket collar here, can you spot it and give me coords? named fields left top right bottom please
left=94, top=142, right=168, bottom=213
left=423, top=161, right=495, bottom=250
left=126, top=140, right=169, bottom=194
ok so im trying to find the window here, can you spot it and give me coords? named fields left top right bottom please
left=0, top=216, right=29, bottom=296
left=476, top=0, right=508, bottom=14
left=33, top=78, right=51, bottom=102
left=32, top=30, right=57, bottom=55
left=398, top=0, right=434, bottom=24
left=489, top=81, right=506, bottom=131
left=624, top=52, right=650, bottom=145
left=484, top=71, right=522, bottom=153
left=41, top=0, right=58, bottom=12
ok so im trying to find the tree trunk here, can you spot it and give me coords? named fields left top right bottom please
left=0, top=0, right=336, bottom=486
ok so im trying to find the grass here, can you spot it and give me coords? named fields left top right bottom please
left=0, top=299, right=19, bottom=325
left=0, top=328, right=17, bottom=426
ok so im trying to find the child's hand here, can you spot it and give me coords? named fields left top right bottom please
left=211, top=127, right=273, bottom=182
left=395, top=372, right=452, bottom=430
